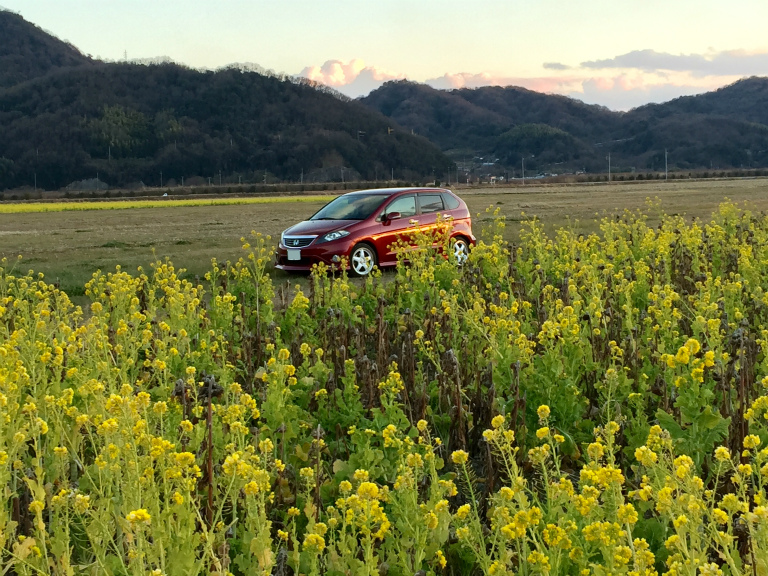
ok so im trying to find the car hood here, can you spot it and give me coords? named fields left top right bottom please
left=284, top=219, right=357, bottom=237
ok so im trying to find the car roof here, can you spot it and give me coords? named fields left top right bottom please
left=344, top=187, right=451, bottom=197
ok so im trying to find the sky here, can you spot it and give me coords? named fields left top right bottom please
left=3, top=0, right=768, bottom=110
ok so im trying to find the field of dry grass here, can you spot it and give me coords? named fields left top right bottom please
left=2, top=178, right=768, bottom=294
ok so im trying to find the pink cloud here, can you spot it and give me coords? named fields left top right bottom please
left=298, top=59, right=404, bottom=98
left=424, top=72, right=584, bottom=94
left=574, top=73, right=738, bottom=110
left=297, top=55, right=757, bottom=110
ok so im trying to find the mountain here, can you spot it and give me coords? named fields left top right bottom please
left=0, top=9, right=93, bottom=89
left=0, top=11, right=451, bottom=191
left=631, top=77, right=768, bottom=126
left=362, top=78, right=768, bottom=174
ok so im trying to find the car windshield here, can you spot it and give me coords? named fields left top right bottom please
left=310, top=193, right=388, bottom=221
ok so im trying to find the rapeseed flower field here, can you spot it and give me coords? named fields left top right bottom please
left=3, top=200, right=768, bottom=575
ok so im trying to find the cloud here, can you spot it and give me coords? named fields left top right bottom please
left=298, top=59, right=404, bottom=98
left=569, top=73, right=733, bottom=110
left=581, top=49, right=768, bottom=77
left=424, top=72, right=583, bottom=94
left=543, top=62, right=571, bottom=71
left=297, top=51, right=761, bottom=111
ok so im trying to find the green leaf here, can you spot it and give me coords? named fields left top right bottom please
left=655, top=409, right=685, bottom=439
left=695, top=406, right=726, bottom=430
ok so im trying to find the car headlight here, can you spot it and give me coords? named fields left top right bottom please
left=318, top=230, right=350, bottom=243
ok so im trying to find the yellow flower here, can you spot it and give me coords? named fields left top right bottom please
left=617, top=503, right=638, bottom=525
left=451, top=450, right=469, bottom=465
left=744, top=435, right=761, bottom=449
left=714, top=446, right=731, bottom=462
left=536, top=427, right=549, bottom=439
left=712, top=508, right=729, bottom=525
left=491, top=415, right=505, bottom=429
left=455, top=504, right=471, bottom=520
left=537, top=405, right=551, bottom=420
left=303, top=533, right=325, bottom=552
left=675, top=346, right=690, bottom=365
left=527, top=551, right=550, bottom=570
left=357, top=482, right=380, bottom=499
left=126, top=508, right=151, bottom=526
left=635, top=446, right=658, bottom=466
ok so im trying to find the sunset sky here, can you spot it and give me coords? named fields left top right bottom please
left=3, top=0, right=768, bottom=110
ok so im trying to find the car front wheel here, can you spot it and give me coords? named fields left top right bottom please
left=452, top=237, right=470, bottom=264
left=350, top=243, right=377, bottom=276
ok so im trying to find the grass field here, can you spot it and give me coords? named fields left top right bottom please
left=0, top=195, right=336, bottom=213
left=2, top=178, right=768, bottom=294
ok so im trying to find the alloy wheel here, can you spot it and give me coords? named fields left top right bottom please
left=453, top=238, right=469, bottom=264
left=351, top=245, right=376, bottom=276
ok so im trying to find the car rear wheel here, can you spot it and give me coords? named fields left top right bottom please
left=350, top=243, right=377, bottom=276
left=452, top=237, right=470, bottom=264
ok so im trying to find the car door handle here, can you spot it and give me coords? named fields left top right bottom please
left=409, top=219, right=418, bottom=224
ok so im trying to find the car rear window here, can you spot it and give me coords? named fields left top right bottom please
left=442, top=192, right=460, bottom=210
left=419, top=194, right=444, bottom=213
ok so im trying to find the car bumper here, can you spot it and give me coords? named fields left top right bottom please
left=274, top=239, right=355, bottom=271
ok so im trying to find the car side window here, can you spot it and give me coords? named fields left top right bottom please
left=419, top=194, right=444, bottom=213
left=384, top=195, right=417, bottom=218
left=442, top=192, right=460, bottom=210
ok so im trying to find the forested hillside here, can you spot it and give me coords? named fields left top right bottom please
left=4, top=6, right=768, bottom=190
left=0, top=10, right=93, bottom=89
left=0, top=11, right=451, bottom=191
left=363, top=78, right=768, bottom=174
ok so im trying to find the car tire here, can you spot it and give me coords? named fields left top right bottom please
left=350, top=243, right=377, bottom=277
left=452, top=236, right=470, bottom=264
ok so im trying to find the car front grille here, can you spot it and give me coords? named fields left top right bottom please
left=283, top=236, right=315, bottom=248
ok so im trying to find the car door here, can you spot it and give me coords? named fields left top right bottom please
left=416, top=192, right=447, bottom=241
left=372, top=194, right=418, bottom=264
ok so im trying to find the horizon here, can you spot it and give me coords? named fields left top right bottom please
left=3, top=1, right=768, bottom=111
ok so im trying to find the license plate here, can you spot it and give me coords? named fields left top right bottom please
left=287, top=249, right=301, bottom=261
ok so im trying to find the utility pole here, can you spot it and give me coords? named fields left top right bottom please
left=160, top=171, right=163, bottom=187
left=391, top=168, right=394, bottom=181
left=665, top=149, right=668, bottom=181
left=34, top=172, right=36, bottom=192
left=219, top=170, right=222, bottom=186
left=300, top=169, right=303, bottom=184
left=522, top=157, right=525, bottom=183
left=607, top=152, right=611, bottom=182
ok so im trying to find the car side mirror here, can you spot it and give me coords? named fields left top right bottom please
left=385, top=211, right=401, bottom=221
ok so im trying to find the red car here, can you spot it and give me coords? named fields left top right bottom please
left=275, top=187, right=475, bottom=276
